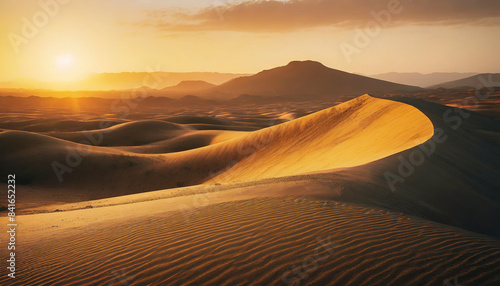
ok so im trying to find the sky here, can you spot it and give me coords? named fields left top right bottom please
left=0, top=0, right=499, bottom=82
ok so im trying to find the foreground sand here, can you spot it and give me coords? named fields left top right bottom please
left=1, top=184, right=500, bottom=285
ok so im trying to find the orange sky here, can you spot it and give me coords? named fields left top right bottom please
left=0, top=0, right=499, bottom=83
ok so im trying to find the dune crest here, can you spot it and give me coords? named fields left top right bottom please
left=206, top=94, right=434, bottom=183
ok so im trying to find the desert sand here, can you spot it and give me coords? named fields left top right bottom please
left=1, top=94, right=499, bottom=285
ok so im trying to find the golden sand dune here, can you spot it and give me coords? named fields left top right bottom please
left=205, top=94, right=434, bottom=183
left=0, top=95, right=432, bottom=197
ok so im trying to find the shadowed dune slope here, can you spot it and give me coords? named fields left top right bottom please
left=328, top=97, right=500, bottom=237
left=115, top=130, right=246, bottom=154
left=45, top=120, right=190, bottom=146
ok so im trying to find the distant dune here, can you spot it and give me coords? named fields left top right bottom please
left=47, top=120, right=190, bottom=146
left=0, top=118, right=125, bottom=132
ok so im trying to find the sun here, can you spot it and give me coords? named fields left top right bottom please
left=50, top=53, right=88, bottom=82
left=56, top=54, right=75, bottom=70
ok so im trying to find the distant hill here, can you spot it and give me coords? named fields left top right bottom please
left=370, top=72, right=478, bottom=88
left=204, top=61, right=421, bottom=99
left=0, top=72, right=248, bottom=91
left=82, top=72, right=240, bottom=90
left=429, top=73, right=500, bottom=89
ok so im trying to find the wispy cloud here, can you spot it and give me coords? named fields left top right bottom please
left=133, top=0, right=500, bottom=33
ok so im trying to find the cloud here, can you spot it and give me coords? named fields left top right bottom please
left=134, top=0, right=500, bottom=33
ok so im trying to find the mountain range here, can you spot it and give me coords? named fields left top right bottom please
left=370, top=72, right=479, bottom=87
left=429, top=73, right=500, bottom=89
left=1, top=61, right=499, bottom=101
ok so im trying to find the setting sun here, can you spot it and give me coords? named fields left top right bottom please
left=56, top=54, right=75, bottom=70
left=51, top=53, right=88, bottom=82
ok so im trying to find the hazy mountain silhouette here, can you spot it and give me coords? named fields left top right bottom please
left=0, top=72, right=247, bottom=91
left=204, top=61, right=421, bottom=99
left=370, top=72, right=478, bottom=88
left=430, top=73, right=500, bottom=89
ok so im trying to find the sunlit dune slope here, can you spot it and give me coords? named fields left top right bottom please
left=206, top=94, right=434, bottom=183
left=0, top=95, right=433, bottom=197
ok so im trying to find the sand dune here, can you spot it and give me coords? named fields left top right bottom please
left=2, top=94, right=498, bottom=242
left=206, top=94, right=434, bottom=182
left=116, top=130, right=246, bottom=154
left=1, top=95, right=433, bottom=198
left=159, top=116, right=235, bottom=125
left=46, top=120, right=190, bottom=146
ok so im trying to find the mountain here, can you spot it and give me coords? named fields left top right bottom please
left=78, top=72, right=248, bottom=90
left=204, top=61, right=421, bottom=99
left=370, top=72, right=478, bottom=88
left=429, top=73, right=500, bottom=89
